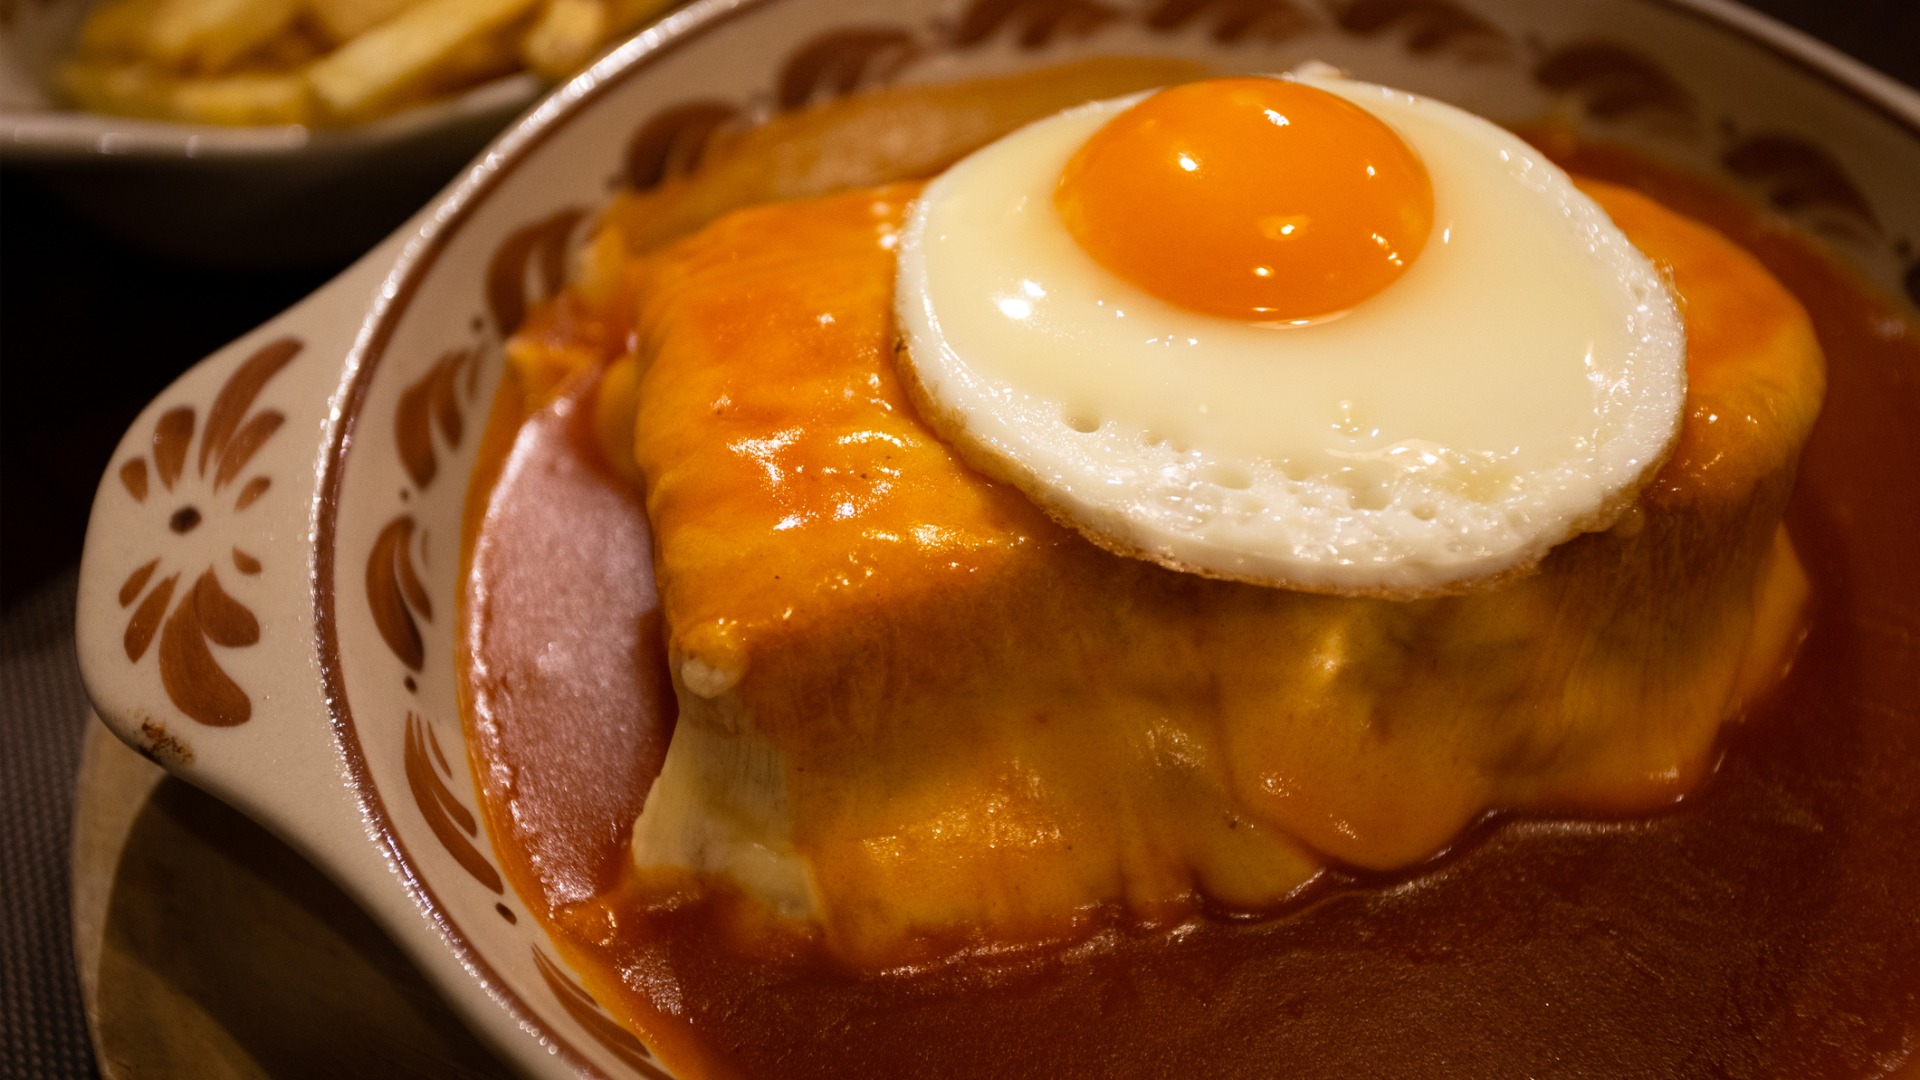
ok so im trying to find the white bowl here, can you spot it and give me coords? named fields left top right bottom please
left=73, top=0, right=1920, bottom=1076
left=0, top=0, right=542, bottom=264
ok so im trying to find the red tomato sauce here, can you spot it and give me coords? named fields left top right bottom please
left=459, top=144, right=1920, bottom=1079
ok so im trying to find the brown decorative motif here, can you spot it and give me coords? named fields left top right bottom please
left=116, top=337, right=301, bottom=728
left=235, top=476, right=272, bottom=510
left=372, top=337, right=477, bottom=681
left=487, top=209, right=588, bottom=336
left=404, top=713, right=503, bottom=894
left=199, top=336, right=302, bottom=482
left=119, top=559, right=160, bottom=608
left=532, top=948, right=670, bottom=1079
left=776, top=28, right=924, bottom=110
left=124, top=574, right=178, bottom=662
left=1723, top=133, right=1882, bottom=236
left=153, top=407, right=193, bottom=491
left=1328, top=0, right=1508, bottom=61
left=120, top=459, right=149, bottom=502
left=394, top=347, right=478, bottom=489
left=157, top=569, right=260, bottom=727
left=1534, top=41, right=1696, bottom=129
left=1143, top=0, right=1314, bottom=43
left=626, top=101, right=742, bottom=190
left=210, top=412, right=285, bottom=492
left=948, top=0, right=1120, bottom=50
left=367, top=516, right=432, bottom=672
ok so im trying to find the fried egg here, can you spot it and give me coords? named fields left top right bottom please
left=893, top=72, right=1686, bottom=596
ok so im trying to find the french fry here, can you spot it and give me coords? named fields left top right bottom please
left=302, top=0, right=422, bottom=47
left=60, top=62, right=174, bottom=119
left=144, top=0, right=302, bottom=73
left=64, top=0, right=677, bottom=126
left=76, top=0, right=168, bottom=61
left=306, top=0, right=540, bottom=120
left=413, top=23, right=523, bottom=97
left=250, top=19, right=328, bottom=67
left=60, top=61, right=312, bottom=124
left=169, top=69, right=313, bottom=123
left=520, top=0, right=605, bottom=82
left=604, top=0, right=671, bottom=40
left=521, top=0, right=671, bottom=81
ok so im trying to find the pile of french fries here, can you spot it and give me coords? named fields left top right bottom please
left=61, top=0, right=673, bottom=126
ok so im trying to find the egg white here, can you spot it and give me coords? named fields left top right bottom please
left=893, top=73, right=1686, bottom=597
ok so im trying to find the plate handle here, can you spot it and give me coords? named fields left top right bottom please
left=74, top=253, right=383, bottom=832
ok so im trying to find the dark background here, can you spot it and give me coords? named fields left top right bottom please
left=1, top=2, right=1915, bottom=1076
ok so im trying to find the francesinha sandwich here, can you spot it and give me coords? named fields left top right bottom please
left=507, top=70, right=1823, bottom=969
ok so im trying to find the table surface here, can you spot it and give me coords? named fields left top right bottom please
left=3, top=3, right=1916, bottom=1077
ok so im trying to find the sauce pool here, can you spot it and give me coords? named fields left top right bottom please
left=460, top=147, right=1920, bottom=1079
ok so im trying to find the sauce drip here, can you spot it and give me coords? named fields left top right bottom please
left=460, top=148, right=1920, bottom=1079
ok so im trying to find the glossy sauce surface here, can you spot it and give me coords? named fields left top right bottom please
left=610, top=171, right=1810, bottom=967
left=461, top=148, right=1920, bottom=1078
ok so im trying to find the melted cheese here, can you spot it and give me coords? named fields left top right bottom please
left=506, top=177, right=1823, bottom=969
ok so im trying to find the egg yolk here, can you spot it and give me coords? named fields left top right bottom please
left=1055, top=78, right=1435, bottom=323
